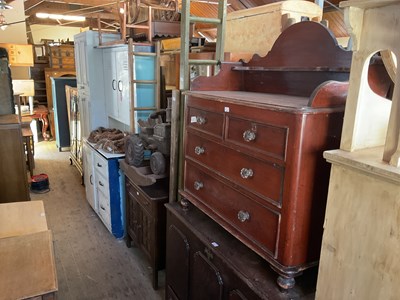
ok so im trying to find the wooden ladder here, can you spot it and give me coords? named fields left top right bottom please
left=169, top=0, right=228, bottom=203
left=179, top=0, right=228, bottom=90
left=128, top=38, right=161, bottom=133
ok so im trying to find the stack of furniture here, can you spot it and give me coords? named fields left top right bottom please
left=75, top=30, right=126, bottom=238
left=172, top=20, right=353, bottom=295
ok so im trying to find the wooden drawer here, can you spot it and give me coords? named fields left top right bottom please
left=185, top=133, right=284, bottom=206
left=125, top=179, right=154, bottom=216
left=225, top=115, right=288, bottom=161
left=184, top=161, right=279, bottom=257
left=96, top=172, right=109, bottom=198
left=93, top=152, right=108, bottom=180
left=186, top=105, right=224, bottom=139
left=98, top=190, right=111, bottom=231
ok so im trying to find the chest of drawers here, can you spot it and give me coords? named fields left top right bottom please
left=180, top=90, right=345, bottom=289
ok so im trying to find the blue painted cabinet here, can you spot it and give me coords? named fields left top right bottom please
left=84, top=139, right=125, bottom=238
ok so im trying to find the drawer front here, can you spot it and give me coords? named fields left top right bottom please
left=96, top=172, right=109, bottom=198
left=126, top=179, right=154, bottom=216
left=226, top=116, right=288, bottom=161
left=186, top=106, right=224, bottom=139
left=186, top=133, right=284, bottom=206
left=93, top=152, right=109, bottom=179
left=98, top=190, right=111, bottom=231
left=184, top=161, right=279, bottom=257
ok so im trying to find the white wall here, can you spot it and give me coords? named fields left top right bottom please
left=30, top=25, right=81, bottom=44
left=0, top=0, right=27, bottom=44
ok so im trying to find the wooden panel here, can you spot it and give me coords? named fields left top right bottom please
left=0, top=201, right=48, bottom=239
left=0, top=230, right=57, bottom=300
left=316, top=148, right=400, bottom=299
left=0, top=115, right=30, bottom=203
left=190, top=251, right=224, bottom=300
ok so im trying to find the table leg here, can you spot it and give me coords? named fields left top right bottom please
left=39, top=113, right=50, bottom=141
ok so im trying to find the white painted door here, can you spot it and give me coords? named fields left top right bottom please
left=83, top=141, right=96, bottom=212
left=116, top=49, right=130, bottom=125
left=103, top=49, right=119, bottom=121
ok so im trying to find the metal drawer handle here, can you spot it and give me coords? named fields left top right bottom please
left=240, top=168, right=253, bottom=179
left=194, top=146, right=205, bottom=155
left=243, top=130, right=256, bottom=142
left=99, top=181, right=104, bottom=187
left=196, top=116, right=206, bottom=125
left=237, top=210, right=250, bottom=222
left=194, top=181, right=204, bottom=191
left=97, top=163, right=102, bottom=167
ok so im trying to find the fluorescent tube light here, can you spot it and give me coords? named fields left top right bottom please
left=36, top=13, right=85, bottom=22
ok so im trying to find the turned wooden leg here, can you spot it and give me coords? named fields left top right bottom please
left=277, top=275, right=296, bottom=291
left=40, top=113, right=50, bottom=141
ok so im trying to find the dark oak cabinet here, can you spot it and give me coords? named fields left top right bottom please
left=123, top=160, right=169, bottom=289
left=165, top=202, right=317, bottom=300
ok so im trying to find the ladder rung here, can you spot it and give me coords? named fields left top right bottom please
left=133, top=107, right=157, bottom=111
left=126, top=24, right=150, bottom=29
left=188, top=59, right=219, bottom=65
left=190, top=16, right=221, bottom=25
left=132, top=80, right=157, bottom=84
left=132, top=52, right=156, bottom=57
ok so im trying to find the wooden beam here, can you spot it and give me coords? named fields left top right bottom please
left=24, top=0, right=45, bottom=11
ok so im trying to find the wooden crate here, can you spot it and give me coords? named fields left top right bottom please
left=49, top=45, right=75, bottom=69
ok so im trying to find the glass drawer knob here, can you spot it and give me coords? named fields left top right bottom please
left=240, top=168, right=254, bottom=179
left=196, top=116, right=206, bottom=125
left=194, top=181, right=204, bottom=191
left=195, top=146, right=205, bottom=155
left=237, top=210, right=250, bottom=222
left=243, top=130, right=256, bottom=142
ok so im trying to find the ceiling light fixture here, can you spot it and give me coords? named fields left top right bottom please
left=0, top=0, right=12, bottom=10
left=36, top=13, right=85, bottom=22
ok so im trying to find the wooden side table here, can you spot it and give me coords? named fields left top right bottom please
left=22, top=105, right=50, bottom=141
